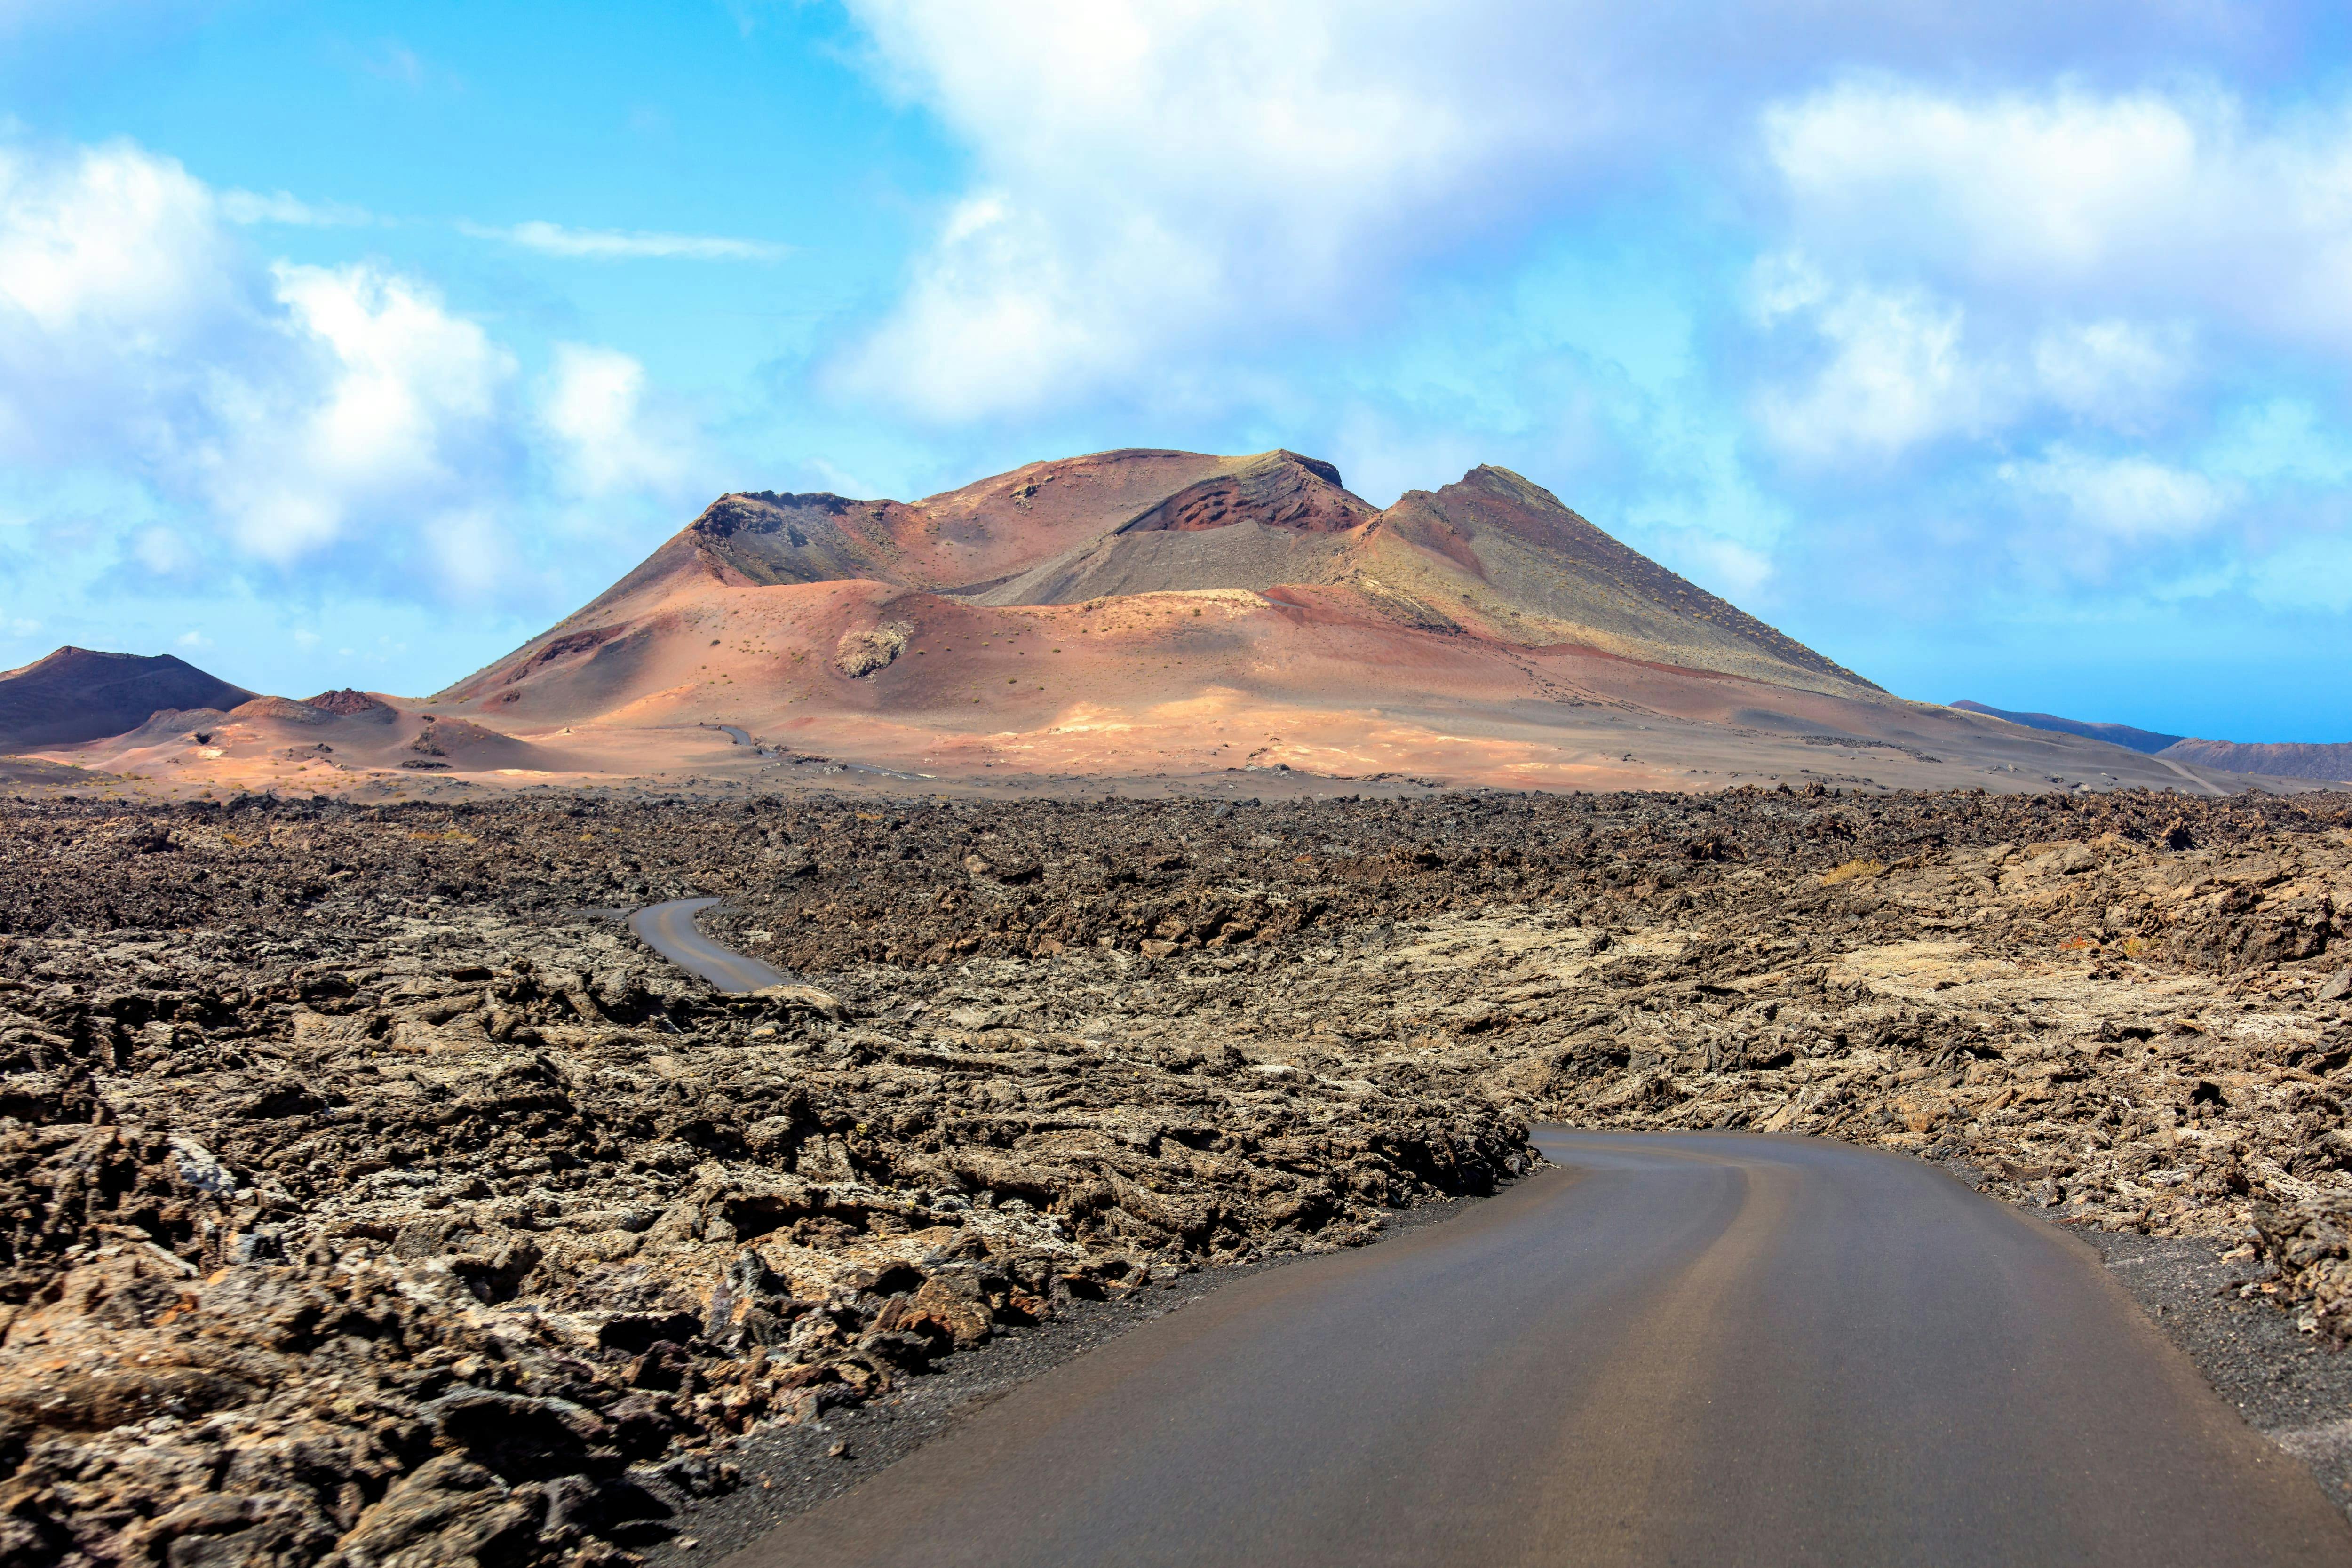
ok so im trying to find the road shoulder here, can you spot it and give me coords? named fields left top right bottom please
left=2087, top=1229, right=2352, bottom=1521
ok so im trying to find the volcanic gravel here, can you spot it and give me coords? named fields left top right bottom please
left=0, top=781, right=2346, bottom=1566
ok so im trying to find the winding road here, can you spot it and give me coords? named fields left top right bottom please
left=627, top=896, right=788, bottom=992
left=723, top=1129, right=2352, bottom=1568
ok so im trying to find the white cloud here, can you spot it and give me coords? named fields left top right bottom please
left=2002, top=446, right=2233, bottom=540
left=2029, top=318, right=2189, bottom=424
left=834, top=0, right=1625, bottom=420
left=1763, top=80, right=2352, bottom=346
left=0, top=138, right=240, bottom=383
left=193, top=262, right=514, bottom=563
left=829, top=0, right=2295, bottom=424
left=0, top=137, right=544, bottom=592
left=1750, top=269, right=2193, bottom=461
left=540, top=343, right=698, bottom=498
left=1754, top=275, right=1992, bottom=461
left=461, top=220, right=787, bottom=261
left=174, top=629, right=209, bottom=649
left=218, top=189, right=375, bottom=227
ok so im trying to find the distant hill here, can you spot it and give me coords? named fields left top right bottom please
left=1950, top=701, right=2185, bottom=756
left=2159, top=740, right=2352, bottom=783
left=0, top=647, right=253, bottom=750
left=1954, top=700, right=2350, bottom=783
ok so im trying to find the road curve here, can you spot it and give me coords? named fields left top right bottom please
left=723, top=1129, right=2352, bottom=1568
left=626, top=897, right=787, bottom=993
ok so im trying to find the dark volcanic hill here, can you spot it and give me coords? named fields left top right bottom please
left=1955, top=701, right=2352, bottom=784
left=1951, top=701, right=2185, bottom=755
left=0, top=646, right=254, bottom=750
left=2159, top=740, right=2352, bottom=783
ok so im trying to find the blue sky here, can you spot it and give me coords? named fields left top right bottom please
left=2, top=0, right=2348, bottom=740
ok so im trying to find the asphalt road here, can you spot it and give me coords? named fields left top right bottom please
left=723, top=1129, right=2352, bottom=1568
left=626, top=896, right=787, bottom=993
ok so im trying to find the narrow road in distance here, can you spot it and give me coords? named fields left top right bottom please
left=627, top=896, right=787, bottom=993
left=724, top=1129, right=2352, bottom=1568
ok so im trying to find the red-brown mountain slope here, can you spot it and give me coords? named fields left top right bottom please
left=445, top=448, right=1870, bottom=708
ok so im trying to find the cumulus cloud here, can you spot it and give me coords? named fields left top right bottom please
left=1748, top=258, right=2195, bottom=462
left=0, top=135, right=677, bottom=597
left=829, top=0, right=2321, bottom=424
left=1752, top=269, right=1989, bottom=461
left=461, top=220, right=787, bottom=261
left=2001, top=446, right=2233, bottom=540
left=539, top=343, right=700, bottom=499
left=2029, top=318, right=2190, bottom=425
left=834, top=0, right=1629, bottom=420
left=192, top=262, right=515, bottom=563
left=1763, top=79, right=2352, bottom=347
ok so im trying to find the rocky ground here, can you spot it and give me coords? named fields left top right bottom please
left=0, top=782, right=2346, bottom=1566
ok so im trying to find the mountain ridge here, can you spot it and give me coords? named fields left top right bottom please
left=1950, top=700, right=2185, bottom=755
left=18, top=450, right=2331, bottom=801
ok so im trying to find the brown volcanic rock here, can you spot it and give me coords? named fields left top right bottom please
left=423, top=448, right=1963, bottom=794
left=1121, top=451, right=1371, bottom=534
left=0, top=646, right=254, bottom=749
left=968, top=450, right=1375, bottom=605
left=0, top=786, right=2347, bottom=1563
left=0, top=790, right=1533, bottom=1566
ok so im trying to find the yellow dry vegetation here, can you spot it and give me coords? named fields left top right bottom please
left=1820, top=859, right=1887, bottom=885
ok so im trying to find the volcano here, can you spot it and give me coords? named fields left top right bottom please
left=0, top=647, right=254, bottom=751
left=466, top=449, right=1871, bottom=700
left=391, top=448, right=2304, bottom=796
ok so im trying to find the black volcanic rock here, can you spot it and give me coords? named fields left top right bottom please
left=1951, top=700, right=2185, bottom=755
left=0, top=646, right=254, bottom=750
